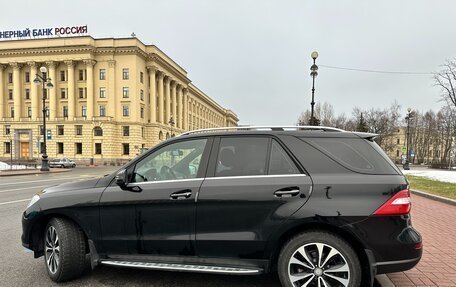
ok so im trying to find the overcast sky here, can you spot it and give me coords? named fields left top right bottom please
left=1, top=0, right=454, bottom=125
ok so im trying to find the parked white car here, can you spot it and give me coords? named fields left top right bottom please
left=49, top=158, right=76, bottom=168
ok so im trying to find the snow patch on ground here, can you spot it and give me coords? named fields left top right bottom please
left=402, top=169, right=456, bottom=183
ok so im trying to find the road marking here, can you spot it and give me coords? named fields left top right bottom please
left=0, top=198, right=29, bottom=206
left=0, top=175, right=96, bottom=186
left=0, top=184, right=51, bottom=193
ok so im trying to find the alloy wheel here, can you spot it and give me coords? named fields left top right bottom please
left=45, top=226, right=60, bottom=274
left=288, top=242, right=350, bottom=287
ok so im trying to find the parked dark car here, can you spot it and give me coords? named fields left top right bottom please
left=22, top=126, right=422, bottom=287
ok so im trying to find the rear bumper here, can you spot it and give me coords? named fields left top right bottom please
left=376, top=256, right=421, bottom=274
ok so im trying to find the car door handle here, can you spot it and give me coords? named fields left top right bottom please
left=170, top=189, right=192, bottom=200
left=274, top=187, right=300, bottom=197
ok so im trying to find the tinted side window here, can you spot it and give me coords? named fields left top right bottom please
left=269, top=140, right=300, bottom=175
left=132, top=138, right=207, bottom=182
left=216, top=137, right=269, bottom=177
left=305, top=137, right=398, bottom=175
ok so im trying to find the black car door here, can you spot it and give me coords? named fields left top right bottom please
left=196, top=136, right=313, bottom=260
left=99, top=137, right=212, bottom=257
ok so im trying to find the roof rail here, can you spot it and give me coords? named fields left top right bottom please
left=178, top=126, right=345, bottom=137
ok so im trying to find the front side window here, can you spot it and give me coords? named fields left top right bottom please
left=132, top=138, right=207, bottom=183
left=215, top=137, right=269, bottom=177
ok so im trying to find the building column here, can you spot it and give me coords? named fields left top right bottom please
left=46, top=61, right=57, bottom=120
left=65, top=61, right=75, bottom=120
left=0, top=65, right=6, bottom=119
left=164, top=76, right=171, bottom=124
left=177, top=85, right=183, bottom=129
left=157, top=71, right=164, bottom=123
left=171, top=80, right=177, bottom=122
left=11, top=63, right=22, bottom=120
left=148, top=66, right=157, bottom=122
left=183, top=88, right=188, bottom=130
left=84, top=60, right=96, bottom=120
left=107, top=60, right=116, bottom=118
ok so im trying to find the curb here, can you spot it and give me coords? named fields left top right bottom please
left=411, top=189, right=456, bottom=206
left=375, top=275, right=395, bottom=287
left=0, top=169, right=71, bottom=177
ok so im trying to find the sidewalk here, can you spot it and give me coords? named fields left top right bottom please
left=0, top=168, right=71, bottom=177
left=386, top=194, right=456, bottom=286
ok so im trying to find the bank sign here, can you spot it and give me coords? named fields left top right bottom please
left=0, top=25, right=88, bottom=40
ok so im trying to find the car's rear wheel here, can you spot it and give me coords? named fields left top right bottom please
left=278, top=231, right=361, bottom=287
left=44, top=218, right=86, bottom=282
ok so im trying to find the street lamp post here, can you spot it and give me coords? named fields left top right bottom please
left=34, top=66, right=54, bottom=172
left=6, top=131, right=12, bottom=170
left=309, top=51, right=319, bottom=126
left=403, top=108, right=413, bottom=170
left=168, top=116, right=175, bottom=138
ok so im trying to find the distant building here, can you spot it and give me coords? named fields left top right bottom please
left=0, top=36, right=238, bottom=163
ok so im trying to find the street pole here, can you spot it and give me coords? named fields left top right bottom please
left=169, top=116, right=175, bottom=138
left=309, top=51, right=319, bottom=126
left=403, top=108, right=413, bottom=170
left=34, top=66, right=53, bottom=172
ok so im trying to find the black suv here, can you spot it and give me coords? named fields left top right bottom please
left=22, top=126, right=422, bottom=287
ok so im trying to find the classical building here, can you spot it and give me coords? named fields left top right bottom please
left=0, top=36, right=238, bottom=164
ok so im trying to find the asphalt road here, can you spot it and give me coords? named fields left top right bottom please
left=0, top=166, right=280, bottom=287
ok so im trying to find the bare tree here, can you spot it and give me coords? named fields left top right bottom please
left=434, top=60, right=456, bottom=109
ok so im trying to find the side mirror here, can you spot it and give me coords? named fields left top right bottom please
left=115, top=169, right=127, bottom=188
left=115, top=169, right=142, bottom=192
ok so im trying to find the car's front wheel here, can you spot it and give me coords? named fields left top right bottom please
left=278, top=231, right=361, bottom=287
left=44, top=218, right=87, bottom=282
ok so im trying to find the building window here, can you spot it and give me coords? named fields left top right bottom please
left=141, top=127, right=145, bottom=138
left=94, top=127, right=103, bottom=137
left=4, top=142, right=11, bottom=154
left=123, top=126, right=130, bottom=136
left=25, top=89, right=30, bottom=100
left=78, top=69, right=86, bottom=81
left=140, top=71, right=144, bottom=83
left=122, top=68, right=129, bottom=80
left=140, top=89, right=144, bottom=101
left=25, top=72, right=30, bottom=83
left=81, top=106, right=87, bottom=117
left=99, top=105, right=106, bottom=117
left=79, top=88, right=86, bottom=99
left=8, top=73, right=12, bottom=83
left=5, top=125, right=11, bottom=135
left=140, top=107, right=144, bottom=119
left=10, top=107, right=14, bottom=118
left=63, top=106, right=68, bottom=118
left=57, top=142, right=64, bottom=154
left=60, top=70, right=66, bottom=81
left=38, top=125, right=44, bottom=135
left=75, top=143, right=83, bottom=154
left=122, top=143, right=130, bottom=155
left=27, top=107, right=32, bottom=118
left=60, top=88, right=66, bottom=99
left=396, top=138, right=400, bottom=145
left=99, top=69, right=106, bottom=80
left=122, top=105, right=129, bottom=117
left=95, top=143, right=102, bottom=155
left=8, top=89, right=13, bottom=100
left=122, top=87, right=129, bottom=98
left=99, top=87, right=106, bottom=98
left=75, top=125, right=83, bottom=136
left=57, top=125, right=64, bottom=136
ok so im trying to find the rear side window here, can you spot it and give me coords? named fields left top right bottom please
left=216, top=137, right=269, bottom=177
left=305, top=138, right=398, bottom=175
left=269, top=140, right=300, bottom=175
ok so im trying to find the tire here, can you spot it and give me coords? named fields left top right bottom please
left=44, top=218, right=87, bottom=282
left=278, top=231, right=361, bottom=287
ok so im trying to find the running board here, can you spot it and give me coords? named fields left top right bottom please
left=100, top=260, right=263, bottom=275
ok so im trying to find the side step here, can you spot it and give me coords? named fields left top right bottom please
left=100, top=260, right=263, bottom=275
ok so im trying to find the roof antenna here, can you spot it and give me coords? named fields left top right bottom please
left=131, top=32, right=136, bottom=38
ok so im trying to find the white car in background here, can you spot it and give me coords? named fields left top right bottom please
left=49, top=158, right=76, bottom=168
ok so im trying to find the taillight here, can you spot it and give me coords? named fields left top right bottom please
left=374, top=190, right=411, bottom=216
